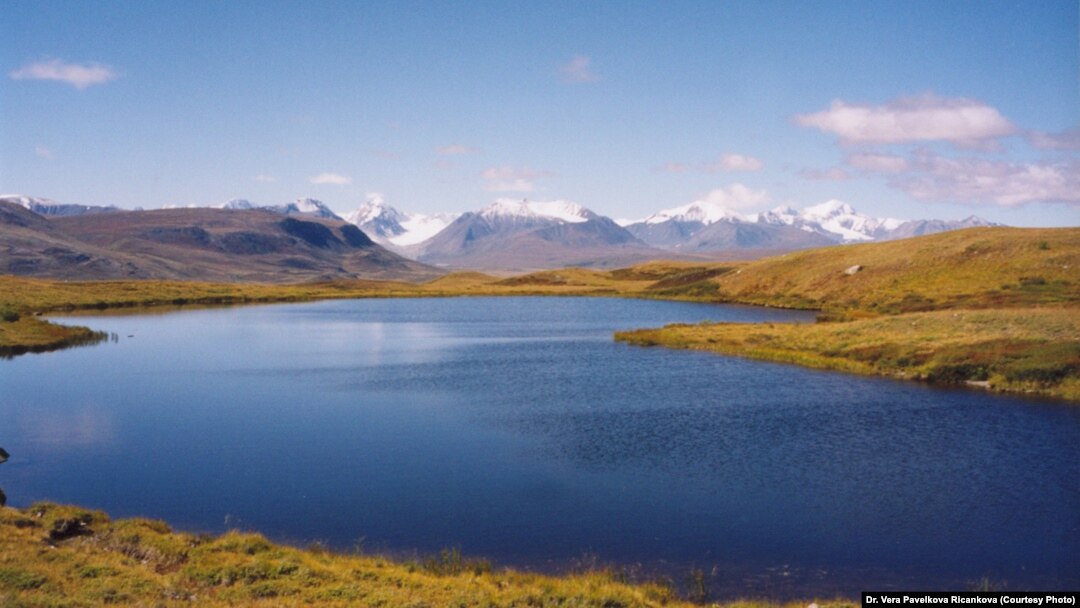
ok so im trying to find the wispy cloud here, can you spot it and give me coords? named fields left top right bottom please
left=1026, top=127, right=1080, bottom=151
left=309, top=172, right=352, bottom=186
left=847, top=152, right=909, bottom=173
left=559, top=55, right=599, bottom=84
left=709, top=153, right=763, bottom=172
left=795, top=94, right=1015, bottom=146
left=696, top=183, right=770, bottom=210
left=850, top=150, right=1079, bottom=207
left=799, top=167, right=850, bottom=181
left=35, top=145, right=55, bottom=161
left=10, top=59, right=119, bottom=90
left=436, top=144, right=480, bottom=156
left=253, top=174, right=277, bottom=183
left=481, top=166, right=552, bottom=192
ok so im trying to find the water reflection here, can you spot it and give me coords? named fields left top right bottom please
left=13, top=408, right=116, bottom=449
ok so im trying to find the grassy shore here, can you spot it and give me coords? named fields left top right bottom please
left=617, top=307, right=1080, bottom=400
left=0, top=503, right=853, bottom=608
left=0, top=263, right=718, bottom=356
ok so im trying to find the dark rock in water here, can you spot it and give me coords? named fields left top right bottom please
left=0, top=487, right=5, bottom=507
left=0, top=446, right=8, bottom=464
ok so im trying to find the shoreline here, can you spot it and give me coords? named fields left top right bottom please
left=0, top=502, right=859, bottom=607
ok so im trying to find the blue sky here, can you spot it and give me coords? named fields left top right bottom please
left=2, top=0, right=1077, bottom=226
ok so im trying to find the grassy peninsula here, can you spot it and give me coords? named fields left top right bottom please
left=0, top=503, right=853, bottom=608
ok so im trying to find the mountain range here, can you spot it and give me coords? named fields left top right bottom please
left=2, top=193, right=1000, bottom=276
left=0, top=195, right=437, bottom=282
left=347, top=196, right=998, bottom=268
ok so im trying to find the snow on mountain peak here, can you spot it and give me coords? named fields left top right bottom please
left=643, top=200, right=748, bottom=225
left=1, top=194, right=60, bottom=208
left=345, top=195, right=460, bottom=247
left=479, top=199, right=591, bottom=223
left=798, top=200, right=900, bottom=241
left=220, top=198, right=255, bottom=210
left=347, top=193, right=405, bottom=226
left=803, top=199, right=856, bottom=218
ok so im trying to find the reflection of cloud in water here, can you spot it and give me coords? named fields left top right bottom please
left=17, top=408, right=116, bottom=449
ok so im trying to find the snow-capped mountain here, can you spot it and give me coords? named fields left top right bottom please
left=757, top=200, right=902, bottom=242
left=641, top=200, right=748, bottom=225
left=1, top=194, right=120, bottom=217
left=625, top=199, right=997, bottom=252
left=212, top=197, right=342, bottom=219
left=478, top=198, right=595, bottom=224
left=345, top=194, right=459, bottom=248
left=413, top=198, right=659, bottom=270
left=220, top=198, right=256, bottom=210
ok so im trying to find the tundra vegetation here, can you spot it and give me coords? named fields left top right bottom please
left=0, top=503, right=858, bottom=607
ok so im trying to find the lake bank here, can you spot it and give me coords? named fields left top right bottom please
left=0, top=502, right=857, bottom=607
left=616, top=307, right=1080, bottom=401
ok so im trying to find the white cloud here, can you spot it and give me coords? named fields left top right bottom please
left=709, top=153, right=763, bottom=172
left=799, top=167, right=851, bottom=181
left=436, top=144, right=480, bottom=155
left=309, top=172, right=352, bottom=186
left=1026, top=128, right=1080, bottom=151
left=481, top=166, right=551, bottom=192
left=253, top=174, right=277, bottom=183
left=795, top=94, right=1015, bottom=146
left=696, top=183, right=770, bottom=210
left=10, top=59, right=119, bottom=90
left=888, top=152, right=1080, bottom=207
left=35, top=145, right=55, bottom=160
left=847, top=152, right=909, bottom=173
left=559, top=55, right=598, bottom=84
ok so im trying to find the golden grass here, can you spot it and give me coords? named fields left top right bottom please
left=0, top=316, right=107, bottom=357
left=0, top=503, right=856, bottom=608
left=706, top=227, right=1079, bottom=313
left=617, top=308, right=1080, bottom=400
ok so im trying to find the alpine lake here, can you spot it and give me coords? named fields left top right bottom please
left=1, top=297, right=1077, bottom=598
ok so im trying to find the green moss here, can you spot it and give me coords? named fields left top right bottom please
left=0, top=568, right=47, bottom=590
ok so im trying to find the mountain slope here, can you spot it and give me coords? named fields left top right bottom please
left=0, top=204, right=440, bottom=282
left=705, top=226, right=1079, bottom=312
left=413, top=199, right=674, bottom=270
left=0, top=201, right=164, bottom=279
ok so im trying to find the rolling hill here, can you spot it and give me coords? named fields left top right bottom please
left=0, top=202, right=440, bottom=283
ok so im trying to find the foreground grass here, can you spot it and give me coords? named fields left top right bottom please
left=617, top=308, right=1080, bottom=400
left=0, top=503, right=853, bottom=608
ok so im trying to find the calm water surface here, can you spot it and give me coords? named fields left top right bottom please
left=1, top=297, right=1077, bottom=598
